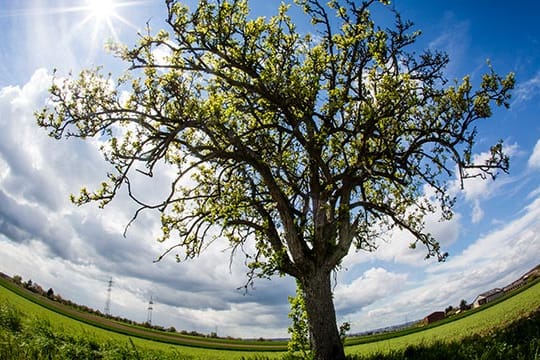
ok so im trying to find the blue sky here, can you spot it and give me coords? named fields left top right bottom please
left=0, top=0, right=539, bottom=338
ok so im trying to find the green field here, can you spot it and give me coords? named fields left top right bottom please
left=1, top=276, right=539, bottom=359
left=0, top=277, right=286, bottom=349
left=346, top=279, right=540, bottom=357
left=0, top=280, right=283, bottom=360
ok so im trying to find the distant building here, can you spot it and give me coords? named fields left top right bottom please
left=522, top=265, right=540, bottom=281
left=472, top=288, right=504, bottom=308
left=423, top=311, right=445, bottom=325
left=503, top=278, right=525, bottom=293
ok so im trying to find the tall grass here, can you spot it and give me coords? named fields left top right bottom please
left=0, top=301, right=192, bottom=360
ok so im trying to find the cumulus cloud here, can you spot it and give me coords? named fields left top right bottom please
left=459, top=144, right=518, bottom=199
left=335, top=268, right=407, bottom=315
left=0, top=69, right=295, bottom=338
left=343, top=193, right=540, bottom=332
left=422, top=196, right=540, bottom=308
left=1, top=68, right=539, bottom=339
left=432, top=196, right=540, bottom=277
left=342, top=186, right=462, bottom=269
left=337, top=177, right=540, bottom=334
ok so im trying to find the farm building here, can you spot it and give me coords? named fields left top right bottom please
left=472, top=288, right=504, bottom=308
left=503, top=278, right=525, bottom=293
left=503, top=265, right=540, bottom=293
left=422, top=311, right=445, bottom=325
left=523, top=264, right=540, bottom=281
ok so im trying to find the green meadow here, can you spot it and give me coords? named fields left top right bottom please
left=346, top=279, right=540, bottom=357
left=0, top=277, right=539, bottom=359
left=0, top=281, right=282, bottom=360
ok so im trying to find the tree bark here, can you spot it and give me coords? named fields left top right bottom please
left=301, top=267, right=346, bottom=360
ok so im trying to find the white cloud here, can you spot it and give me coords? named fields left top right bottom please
left=340, top=189, right=540, bottom=334
left=448, top=143, right=519, bottom=225
left=528, top=139, right=540, bottom=169
left=513, top=71, right=540, bottom=106
left=0, top=0, right=536, bottom=344
left=459, top=144, right=517, bottom=200
left=342, top=187, right=462, bottom=269
left=0, top=67, right=538, bottom=339
left=471, top=199, right=484, bottom=223
left=527, top=185, right=540, bottom=200
left=0, top=69, right=296, bottom=338
left=428, top=14, right=470, bottom=77
left=335, top=268, right=407, bottom=315
left=434, top=196, right=540, bottom=276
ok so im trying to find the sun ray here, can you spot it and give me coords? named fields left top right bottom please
left=87, top=0, right=117, bottom=21
left=0, top=1, right=149, bottom=46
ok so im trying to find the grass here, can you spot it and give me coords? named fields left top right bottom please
left=3, top=302, right=538, bottom=360
left=346, top=279, right=540, bottom=357
left=0, top=277, right=287, bottom=349
left=0, top=276, right=539, bottom=359
left=344, top=307, right=540, bottom=360
left=0, top=283, right=284, bottom=360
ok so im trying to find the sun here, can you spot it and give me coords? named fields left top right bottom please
left=87, top=0, right=117, bottom=21
left=42, top=0, right=145, bottom=53
left=80, top=0, right=133, bottom=44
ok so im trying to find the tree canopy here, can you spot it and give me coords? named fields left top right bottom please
left=37, top=0, right=514, bottom=358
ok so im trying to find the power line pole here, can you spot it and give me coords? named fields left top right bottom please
left=104, top=277, right=113, bottom=316
left=146, top=295, right=154, bottom=325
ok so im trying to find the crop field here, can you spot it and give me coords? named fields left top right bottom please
left=1, top=277, right=539, bottom=359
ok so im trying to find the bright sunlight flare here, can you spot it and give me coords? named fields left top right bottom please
left=87, top=0, right=117, bottom=21
left=77, top=0, right=142, bottom=45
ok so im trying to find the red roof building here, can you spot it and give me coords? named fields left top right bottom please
left=422, top=311, right=445, bottom=325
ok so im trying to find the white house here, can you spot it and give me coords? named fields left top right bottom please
left=472, top=288, right=504, bottom=308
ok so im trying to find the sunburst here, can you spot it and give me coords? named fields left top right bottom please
left=77, top=0, right=134, bottom=44
left=87, top=0, right=117, bottom=21
left=26, top=0, right=146, bottom=49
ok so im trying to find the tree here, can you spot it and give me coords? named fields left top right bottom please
left=460, top=299, right=470, bottom=311
left=24, top=279, right=32, bottom=290
left=36, top=0, right=514, bottom=358
left=12, top=275, right=22, bottom=285
left=288, top=282, right=312, bottom=359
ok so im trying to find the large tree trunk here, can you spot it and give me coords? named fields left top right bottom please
left=301, top=268, right=346, bottom=360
